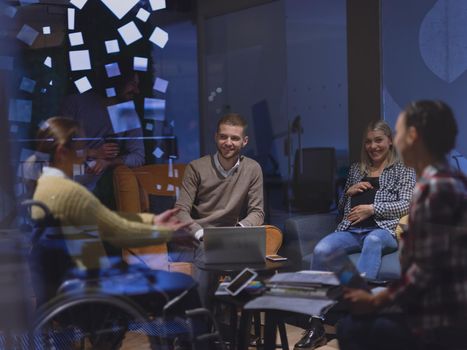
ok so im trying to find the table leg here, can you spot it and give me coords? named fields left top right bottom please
left=263, top=311, right=278, bottom=350
left=237, top=310, right=253, bottom=350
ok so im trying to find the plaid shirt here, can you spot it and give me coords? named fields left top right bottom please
left=337, top=162, right=416, bottom=235
left=388, top=163, right=467, bottom=333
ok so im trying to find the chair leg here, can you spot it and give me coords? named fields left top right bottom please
left=277, top=321, right=289, bottom=350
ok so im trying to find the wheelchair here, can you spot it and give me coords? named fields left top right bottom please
left=21, top=200, right=225, bottom=350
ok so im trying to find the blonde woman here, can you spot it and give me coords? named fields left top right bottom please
left=296, top=120, right=416, bottom=350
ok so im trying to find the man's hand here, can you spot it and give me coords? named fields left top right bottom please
left=343, top=287, right=391, bottom=314
left=346, top=181, right=373, bottom=197
left=347, top=204, right=374, bottom=224
left=343, top=288, right=377, bottom=314
left=87, top=159, right=111, bottom=175
left=88, top=143, right=119, bottom=159
left=153, top=208, right=198, bottom=247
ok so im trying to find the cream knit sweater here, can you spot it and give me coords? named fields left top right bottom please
left=33, top=174, right=172, bottom=268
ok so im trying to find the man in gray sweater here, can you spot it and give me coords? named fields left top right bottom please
left=174, top=113, right=265, bottom=306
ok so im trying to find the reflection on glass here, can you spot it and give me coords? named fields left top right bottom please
left=105, top=39, right=120, bottom=54
left=9, top=99, right=32, bottom=123
left=101, top=0, right=139, bottom=20
left=153, top=77, right=168, bottom=93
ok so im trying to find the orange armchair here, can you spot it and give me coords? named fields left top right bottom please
left=113, top=164, right=192, bottom=275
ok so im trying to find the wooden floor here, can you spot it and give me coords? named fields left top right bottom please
left=120, top=323, right=340, bottom=349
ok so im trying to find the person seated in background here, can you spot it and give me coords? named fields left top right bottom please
left=173, top=113, right=265, bottom=307
left=31, top=116, right=200, bottom=314
left=59, top=56, right=145, bottom=209
left=337, top=100, right=467, bottom=350
left=295, top=120, right=416, bottom=349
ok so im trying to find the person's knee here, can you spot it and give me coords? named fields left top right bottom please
left=363, top=234, right=383, bottom=249
left=313, top=241, right=334, bottom=259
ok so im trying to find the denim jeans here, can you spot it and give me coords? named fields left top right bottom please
left=311, top=227, right=397, bottom=280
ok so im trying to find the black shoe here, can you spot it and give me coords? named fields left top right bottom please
left=293, top=321, right=327, bottom=349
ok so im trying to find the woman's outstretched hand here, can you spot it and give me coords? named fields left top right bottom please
left=153, top=208, right=198, bottom=247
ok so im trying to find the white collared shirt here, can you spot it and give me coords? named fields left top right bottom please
left=214, top=152, right=240, bottom=178
left=42, top=166, right=67, bottom=178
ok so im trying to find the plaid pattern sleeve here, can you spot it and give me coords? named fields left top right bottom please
left=337, top=162, right=416, bottom=234
left=388, top=164, right=467, bottom=332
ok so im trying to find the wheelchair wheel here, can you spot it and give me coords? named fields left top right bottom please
left=31, top=291, right=165, bottom=350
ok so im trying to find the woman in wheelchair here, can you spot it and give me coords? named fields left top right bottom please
left=29, top=117, right=212, bottom=349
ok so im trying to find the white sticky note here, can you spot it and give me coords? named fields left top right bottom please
left=44, top=56, right=52, bottom=68
left=69, top=50, right=91, bottom=71
left=9, top=99, right=32, bottom=123
left=149, top=26, right=168, bottom=48
left=17, top=25, right=39, bottom=46
left=107, top=101, right=141, bottom=133
left=136, top=8, right=150, bottom=22
left=216, top=87, right=223, bottom=93
left=70, top=0, right=88, bottom=10
left=105, top=39, right=120, bottom=54
left=74, top=76, right=92, bottom=93
left=150, top=0, right=166, bottom=11
left=118, top=21, right=142, bottom=46
left=156, top=184, right=162, bottom=190
left=153, top=147, right=164, bottom=158
left=69, top=32, right=84, bottom=46
left=174, top=169, right=179, bottom=178
left=133, top=56, right=148, bottom=71
left=168, top=158, right=173, bottom=177
left=105, top=62, right=120, bottom=77
left=167, top=184, right=174, bottom=192
left=153, top=77, right=168, bottom=93
left=144, top=98, right=165, bottom=121
left=101, top=0, right=139, bottom=20
left=49, top=80, right=53, bottom=86
left=67, top=8, right=75, bottom=30
left=42, top=26, right=51, bottom=35
left=20, top=77, right=36, bottom=93
left=106, top=87, right=116, bottom=97
left=145, top=123, right=153, bottom=131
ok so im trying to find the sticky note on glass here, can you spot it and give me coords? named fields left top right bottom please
left=42, top=26, right=51, bottom=35
left=153, top=77, right=168, bottom=93
left=17, top=25, right=39, bottom=46
left=150, top=0, right=166, bottom=11
left=68, top=8, right=75, bottom=30
left=153, top=147, right=164, bottom=159
left=20, top=77, right=36, bottom=93
left=44, top=56, right=52, bottom=68
left=69, top=32, right=84, bottom=46
left=144, top=98, right=165, bottom=121
left=105, top=39, right=120, bottom=54
left=70, top=0, right=88, bottom=9
left=3, top=5, right=17, bottom=18
left=118, top=21, right=142, bottom=46
left=149, top=26, right=168, bottom=48
left=101, top=0, right=139, bottom=20
left=9, top=99, right=32, bottom=123
left=74, top=76, right=92, bottom=93
left=133, top=56, right=148, bottom=71
left=107, top=101, right=141, bottom=133
left=145, top=123, right=153, bottom=131
left=106, top=87, right=116, bottom=98
left=167, top=184, right=174, bottom=192
left=105, top=62, right=120, bottom=77
left=136, top=8, right=150, bottom=22
left=69, top=50, right=91, bottom=71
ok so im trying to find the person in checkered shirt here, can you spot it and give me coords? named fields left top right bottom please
left=338, top=100, right=467, bottom=350
left=295, top=120, right=416, bottom=350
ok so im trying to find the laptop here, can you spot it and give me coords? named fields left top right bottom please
left=203, top=226, right=266, bottom=264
